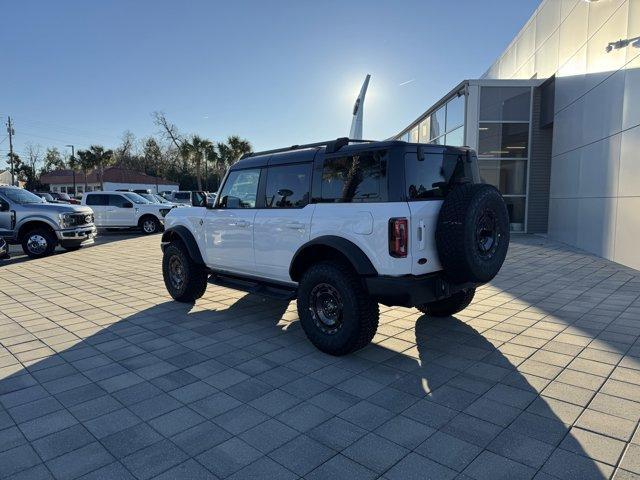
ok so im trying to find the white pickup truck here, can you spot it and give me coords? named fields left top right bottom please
left=82, top=191, right=174, bottom=234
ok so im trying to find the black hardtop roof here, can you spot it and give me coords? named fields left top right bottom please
left=229, top=137, right=471, bottom=170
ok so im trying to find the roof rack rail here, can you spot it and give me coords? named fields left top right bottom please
left=240, top=137, right=377, bottom=159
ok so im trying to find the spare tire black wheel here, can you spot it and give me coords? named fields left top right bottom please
left=436, top=183, right=509, bottom=284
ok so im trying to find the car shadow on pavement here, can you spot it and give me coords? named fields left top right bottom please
left=0, top=293, right=609, bottom=479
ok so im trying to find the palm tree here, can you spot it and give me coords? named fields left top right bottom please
left=182, top=135, right=212, bottom=190
left=216, top=136, right=252, bottom=182
left=89, top=145, right=114, bottom=191
left=76, top=150, right=93, bottom=191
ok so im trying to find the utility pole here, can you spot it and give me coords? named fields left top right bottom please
left=6, top=117, right=15, bottom=186
left=66, top=145, right=76, bottom=194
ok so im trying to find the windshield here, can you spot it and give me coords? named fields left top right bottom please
left=153, top=194, right=170, bottom=204
left=140, top=193, right=159, bottom=203
left=3, top=189, right=46, bottom=204
left=38, top=193, right=54, bottom=202
left=123, top=192, right=150, bottom=204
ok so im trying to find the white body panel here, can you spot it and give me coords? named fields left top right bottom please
left=204, top=209, right=256, bottom=275
left=253, top=204, right=315, bottom=282
left=107, top=204, right=135, bottom=226
left=407, top=200, right=444, bottom=275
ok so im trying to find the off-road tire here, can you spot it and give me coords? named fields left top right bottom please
left=417, top=288, right=476, bottom=317
left=140, top=216, right=161, bottom=235
left=436, top=183, right=509, bottom=284
left=297, top=261, right=379, bottom=356
left=162, top=242, right=208, bottom=302
left=21, top=227, right=57, bottom=259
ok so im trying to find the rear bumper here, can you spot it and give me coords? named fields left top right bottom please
left=365, top=273, right=479, bottom=307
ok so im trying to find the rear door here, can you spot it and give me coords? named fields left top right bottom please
left=404, top=150, right=446, bottom=275
left=85, top=193, right=107, bottom=226
left=253, top=162, right=314, bottom=282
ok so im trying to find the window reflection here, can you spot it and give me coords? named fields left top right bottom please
left=430, top=106, right=445, bottom=139
left=446, top=95, right=465, bottom=131
left=478, top=123, right=529, bottom=158
left=479, top=86, right=531, bottom=121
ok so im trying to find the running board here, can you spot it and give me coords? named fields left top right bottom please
left=208, top=273, right=297, bottom=300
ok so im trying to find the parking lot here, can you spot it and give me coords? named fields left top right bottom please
left=0, top=234, right=638, bottom=479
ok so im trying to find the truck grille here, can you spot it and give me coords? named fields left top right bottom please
left=68, top=213, right=94, bottom=226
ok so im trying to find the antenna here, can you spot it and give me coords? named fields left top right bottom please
left=349, top=74, right=371, bottom=140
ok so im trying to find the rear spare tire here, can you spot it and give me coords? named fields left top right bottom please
left=436, top=184, right=509, bottom=283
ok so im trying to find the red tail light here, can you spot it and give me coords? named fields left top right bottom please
left=389, top=217, right=408, bottom=258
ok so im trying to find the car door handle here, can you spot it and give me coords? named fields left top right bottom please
left=285, top=222, right=305, bottom=230
left=229, top=220, right=249, bottom=227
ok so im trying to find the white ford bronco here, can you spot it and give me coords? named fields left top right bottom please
left=161, top=138, right=510, bottom=355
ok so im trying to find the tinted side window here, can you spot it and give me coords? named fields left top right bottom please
left=218, top=169, right=260, bottom=209
left=86, top=194, right=106, bottom=206
left=265, top=163, right=311, bottom=208
left=405, top=152, right=446, bottom=200
left=175, top=192, right=190, bottom=200
left=108, top=195, right=128, bottom=207
left=321, top=150, right=387, bottom=203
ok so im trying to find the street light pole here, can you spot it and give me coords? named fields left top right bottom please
left=6, top=117, right=15, bottom=186
left=65, top=145, right=76, bottom=195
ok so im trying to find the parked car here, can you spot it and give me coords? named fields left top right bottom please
left=167, top=191, right=208, bottom=207
left=82, top=191, right=174, bottom=234
left=0, top=237, right=9, bottom=259
left=49, top=192, right=80, bottom=204
left=160, top=137, right=510, bottom=355
left=0, top=185, right=97, bottom=258
left=33, top=192, right=57, bottom=203
left=138, top=193, right=187, bottom=208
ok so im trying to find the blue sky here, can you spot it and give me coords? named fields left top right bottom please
left=1, top=0, right=540, bottom=165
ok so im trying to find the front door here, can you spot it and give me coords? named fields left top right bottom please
left=107, top=194, right=136, bottom=226
left=0, top=195, right=14, bottom=236
left=205, top=168, right=261, bottom=275
left=253, top=163, right=314, bottom=283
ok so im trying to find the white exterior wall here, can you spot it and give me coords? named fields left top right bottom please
left=483, top=0, right=640, bottom=269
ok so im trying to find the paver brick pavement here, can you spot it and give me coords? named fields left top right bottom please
left=0, top=234, right=639, bottom=479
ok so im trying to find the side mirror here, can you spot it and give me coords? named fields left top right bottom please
left=123, top=201, right=133, bottom=208
left=205, top=198, right=216, bottom=209
left=222, top=196, right=241, bottom=209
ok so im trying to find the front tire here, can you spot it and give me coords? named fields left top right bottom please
left=417, top=288, right=475, bottom=317
left=162, top=242, right=208, bottom=302
left=21, top=228, right=57, bottom=258
left=297, top=261, right=379, bottom=356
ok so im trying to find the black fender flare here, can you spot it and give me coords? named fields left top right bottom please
left=161, top=225, right=205, bottom=265
left=289, top=235, right=378, bottom=281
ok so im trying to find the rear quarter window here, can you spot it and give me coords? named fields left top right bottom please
left=320, top=150, right=388, bottom=203
left=85, top=194, right=107, bottom=206
left=405, top=152, right=446, bottom=200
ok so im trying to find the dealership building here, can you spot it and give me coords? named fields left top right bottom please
left=394, top=0, right=639, bottom=270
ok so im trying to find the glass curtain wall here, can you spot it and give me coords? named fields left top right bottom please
left=477, top=86, right=531, bottom=232
left=406, top=93, right=466, bottom=147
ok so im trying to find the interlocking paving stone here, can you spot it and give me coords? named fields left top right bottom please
left=1, top=235, right=640, bottom=479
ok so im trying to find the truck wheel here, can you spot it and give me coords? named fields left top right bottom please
left=297, top=261, right=379, bottom=356
left=417, top=288, right=475, bottom=317
left=21, top=228, right=57, bottom=258
left=162, top=242, right=208, bottom=302
left=140, top=216, right=160, bottom=235
left=436, top=183, right=510, bottom=283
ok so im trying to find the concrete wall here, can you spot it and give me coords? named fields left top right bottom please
left=483, top=0, right=640, bottom=270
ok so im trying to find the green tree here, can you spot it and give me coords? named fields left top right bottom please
left=89, top=145, right=114, bottom=190
left=43, top=147, right=65, bottom=173
left=76, top=149, right=93, bottom=191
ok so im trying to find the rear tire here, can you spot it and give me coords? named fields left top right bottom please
left=140, top=216, right=161, bottom=235
left=297, top=261, right=379, bottom=356
left=162, top=242, right=208, bottom=302
left=417, top=288, right=475, bottom=317
left=21, top=228, right=57, bottom=258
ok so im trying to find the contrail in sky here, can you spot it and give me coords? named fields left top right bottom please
left=398, top=79, right=415, bottom=86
